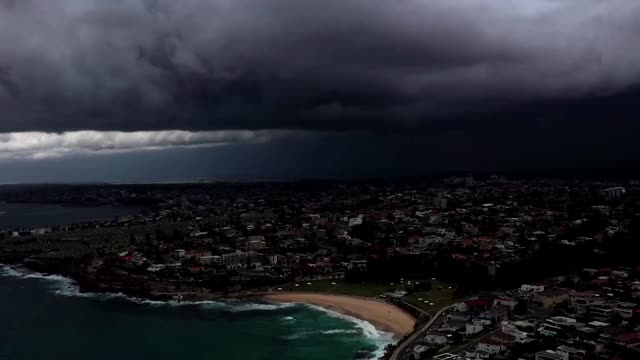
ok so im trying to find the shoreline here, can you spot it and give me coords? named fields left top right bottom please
left=0, top=267, right=401, bottom=360
left=1, top=263, right=416, bottom=340
left=265, top=292, right=416, bottom=339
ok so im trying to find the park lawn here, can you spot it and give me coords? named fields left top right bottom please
left=403, top=280, right=460, bottom=315
left=277, top=279, right=398, bottom=298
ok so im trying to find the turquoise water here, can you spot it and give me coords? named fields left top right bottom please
left=0, top=266, right=392, bottom=360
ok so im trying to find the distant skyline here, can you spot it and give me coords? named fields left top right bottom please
left=1, top=1, right=640, bottom=182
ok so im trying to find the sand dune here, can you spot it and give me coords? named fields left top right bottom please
left=265, top=293, right=415, bottom=339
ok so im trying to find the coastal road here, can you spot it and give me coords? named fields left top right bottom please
left=437, top=328, right=499, bottom=356
left=389, top=303, right=456, bottom=360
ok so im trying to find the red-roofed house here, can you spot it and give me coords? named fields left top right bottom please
left=615, top=333, right=640, bottom=346
left=465, top=298, right=492, bottom=312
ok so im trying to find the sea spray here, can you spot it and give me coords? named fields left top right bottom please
left=0, top=264, right=22, bottom=278
left=0, top=266, right=388, bottom=360
left=286, top=328, right=361, bottom=339
left=0, top=265, right=298, bottom=312
left=305, top=304, right=395, bottom=359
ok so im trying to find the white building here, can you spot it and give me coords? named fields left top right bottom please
left=147, top=264, right=165, bottom=272
left=199, top=255, right=221, bottom=265
left=535, top=350, right=565, bottom=360
left=601, top=187, right=625, bottom=200
left=501, top=323, right=530, bottom=343
left=612, top=302, right=635, bottom=319
left=466, top=322, right=485, bottom=336
left=411, top=345, right=430, bottom=360
left=538, top=317, right=578, bottom=337
left=568, top=292, right=599, bottom=316
left=434, top=195, right=448, bottom=209
left=556, top=345, right=587, bottom=360
left=348, top=217, right=363, bottom=227
left=222, top=250, right=261, bottom=268
left=520, top=284, right=545, bottom=293
left=477, top=341, right=506, bottom=355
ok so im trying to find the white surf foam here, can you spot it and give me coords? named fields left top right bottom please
left=1, top=265, right=300, bottom=314
left=321, top=329, right=360, bottom=335
left=305, top=304, right=395, bottom=359
left=1, top=265, right=92, bottom=298
left=228, top=302, right=296, bottom=312
left=2, top=264, right=389, bottom=357
left=0, top=264, right=23, bottom=277
left=284, top=328, right=362, bottom=340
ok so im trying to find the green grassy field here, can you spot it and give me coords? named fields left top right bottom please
left=277, top=279, right=397, bottom=297
left=403, top=280, right=459, bottom=315
left=276, top=278, right=460, bottom=314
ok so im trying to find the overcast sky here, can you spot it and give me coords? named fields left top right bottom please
left=1, top=0, right=639, bottom=182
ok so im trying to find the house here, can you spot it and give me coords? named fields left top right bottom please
left=479, top=305, right=511, bottom=323
left=490, top=330, right=521, bottom=346
left=615, top=333, right=640, bottom=347
left=601, top=186, right=625, bottom=199
left=533, top=288, right=570, bottom=308
left=348, top=260, right=367, bottom=271
left=612, top=302, right=636, bottom=319
left=267, top=254, right=287, bottom=266
left=477, top=340, right=506, bottom=355
left=465, top=298, right=493, bottom=313
left=568, top=292, right=599, bottom=316
left=424, top=332, right=451, bottom=345
left=438, top=320, right=466, bottom=333
left=466, top=319, right=491, bottom=335
left=146, top=264, right=165, bottom=272
left=432, top=354, right=459, bottom=360
left=538, top=316, right=578, bottom=337
left=199, top=255, right=221, bottom=265
left=247, top=235, right=267, bottom=250
left=222, top=250, right=262, bottom=268
left=411, top=345, right=430, bottom=359
left=348, top=217, right=363, bottom=227
left=535, top=350, right=565, bottom=360
left=501, top=323, right=530, bottom=343
left=611, top=270, right=629, bottom=278
left=493, top=297, right=518, bottom=310
left=588, top=303, right=612, bottom=321
left=556, top=345, right=587, bottom=360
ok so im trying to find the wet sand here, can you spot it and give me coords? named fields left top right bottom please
left=265, top=293, right=416, bottom=339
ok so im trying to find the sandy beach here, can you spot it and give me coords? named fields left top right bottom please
left=265, top=293, right=416, bottom=339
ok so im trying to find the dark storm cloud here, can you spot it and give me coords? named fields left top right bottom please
left=1, top=0, right=640, bottom=133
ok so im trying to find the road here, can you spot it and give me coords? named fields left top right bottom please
left=389, top=303, right=456, bottom=360
left=436, top=329, right=499, bottom=356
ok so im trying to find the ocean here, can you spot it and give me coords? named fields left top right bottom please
left=0, top=265, right=393, bottom=360
left=0, top=202, right=139, bottom=231
left=0, top=203, right=393, bottom=359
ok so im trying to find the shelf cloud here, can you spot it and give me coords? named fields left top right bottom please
left=0, top=130, right=302, bottom=159
left=1, top=0, right=639, bottom=133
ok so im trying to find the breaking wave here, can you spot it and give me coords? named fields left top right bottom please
left=0, top=264, right=297, bottom=313
left=284, top=328, right=362, bottom=340
left=0, top=264, right=22, bottom=277
left=228, top=302, right=295, bottom=312
left=305, top=304, right=395, bottom=359
left=2, top=264, right=392, bottom=358
left=321, top=329, right=360, bottom=335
